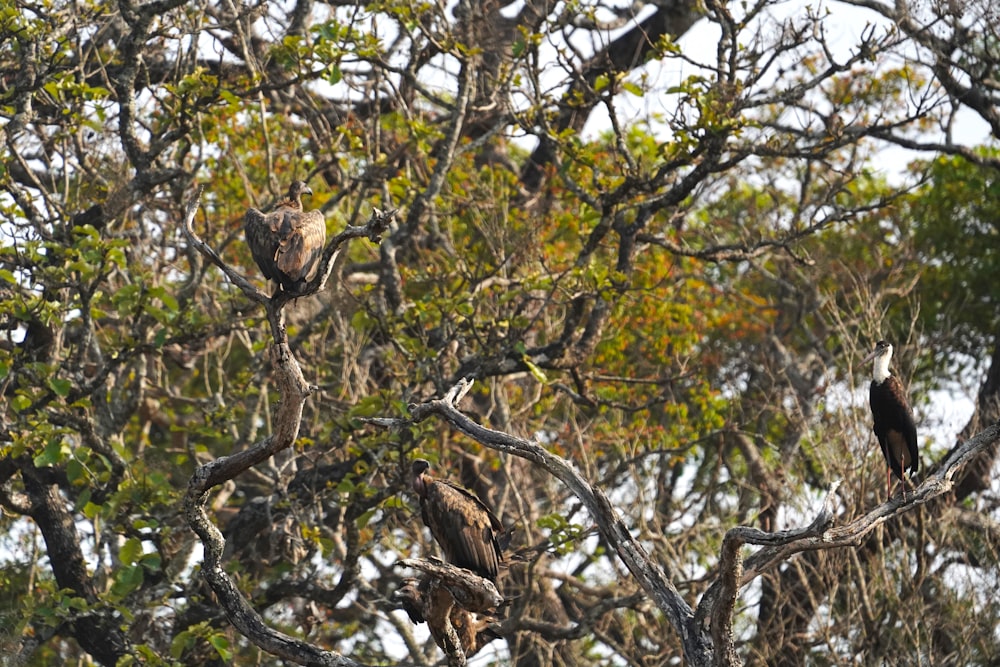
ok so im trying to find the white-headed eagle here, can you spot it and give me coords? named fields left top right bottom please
left=244, top=180, right=326, bottom=294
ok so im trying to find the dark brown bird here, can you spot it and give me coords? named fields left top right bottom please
left=244, top=180, right=326, bottom=294
left=411, top=459, right=504, bottom=584
left=863, top=340, right=919, bottom=499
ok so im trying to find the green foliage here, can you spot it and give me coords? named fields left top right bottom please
left=3, top=0, right=1000, bottom=665
left=170, top=622, right=233, bottom=662
left=908, top=152, right=1000, bottom=355
left=537, top=513, right=589, bottom=556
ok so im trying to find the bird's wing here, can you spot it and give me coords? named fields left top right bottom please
left=425, top=481, right=502, bottom=582
left=244, top=206, right=280, bottom=282
left=871, top=377, right=919, bottom=477
left=442, top=480, right=504, bottom=533
left=886, top=378, right=918, bottom=474
left=275, top=209, right=326, bottom=282
left=899, top=411, right=919, bottom=474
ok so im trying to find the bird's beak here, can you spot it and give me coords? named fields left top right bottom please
left=861, top=348, right=878, bottom=365
left=303, top=186, right=313, bottom=197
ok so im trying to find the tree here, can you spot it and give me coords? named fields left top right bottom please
left=2, top=0, right=1000, bottom=665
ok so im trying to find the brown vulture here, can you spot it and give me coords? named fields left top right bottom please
left=863, top=340, right=919, bottom=498
left=244, top=180, right=326, bottom=294
left=411, top=459, right=504, bottom=584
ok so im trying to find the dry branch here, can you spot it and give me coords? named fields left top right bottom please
left=400, top=558, right=504, bottom=613
left=371, top=379, right=1000, bottom=667
left=697, top=420, right=1000, bottom=662
left=395, top=558, right=503, bottom=665
left=367, top=378, right=716, bottom=665
left=179, top=188, right=394, bottom=667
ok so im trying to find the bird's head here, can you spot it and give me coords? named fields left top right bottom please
left=862, top=340, right=892, bottom=364
left=411, top=458, right=431, bottom=497
left=288, top=180, right=314, bottom=199
left=862, top=340, right=893, bottom=382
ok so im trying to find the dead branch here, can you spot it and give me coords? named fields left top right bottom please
left=179, top=187, right=396, bottom=667
left=697, top=420, right=1000, bottom=661
left=368, top=378, right=716, bottom=666
left=394, top=558, right=503, bottom=665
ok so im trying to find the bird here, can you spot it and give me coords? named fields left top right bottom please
left=411, top=459, right=504, bottom=584
left=244, top=180, right=326, bottom=294
left=862, top=340, right=919, bottom=499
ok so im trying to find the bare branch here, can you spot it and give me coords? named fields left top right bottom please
left=180, top=185, right=268, bottom=305
left=696, top=482, right=841, bottom=662
left=400, top=558, right=504, bottom=613
left=378, top=378, right=716, bottom=665
left=698, top=419, right=1000, bottom=657
left=179, top=188, right=395, bottom=666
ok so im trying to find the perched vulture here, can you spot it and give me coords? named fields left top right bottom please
left=863, top=340, right=919, bottom=498
left=411, top=459, right=504, bottom=584
left=244, top=180, right=326, bottom=294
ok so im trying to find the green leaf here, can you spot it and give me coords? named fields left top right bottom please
left=350, top=394, right=384, bottom=417
left=171, top=630, right=194, bottom=659
left=382, top=495, right=408, bottom=510
left=34, top=439, right=68, bottom=467
left=208, top=634, right=232, bottom=661
left=120, top=537, right=143, bottom=566
left=522, top=355, right=548, bottom=384
left=81, top=500, right=100, bottom=520
left=356, top=508, right=377, bottom=529
left=66, top=458, right=84, bottom=483
left=158, top=290, right=179, bottom=312
left=11, top=393, right=31, bottom=412
left=106, top=247, right=126, bottom=268
left=622, top=81, right=644, bottom=97
left=47, top=376, right=71, bottom=397
left=139, top=552, right=162, bottom=572
left=326, top=64, right=342, bottom=85
left=110, top=564, right=144, bottom=598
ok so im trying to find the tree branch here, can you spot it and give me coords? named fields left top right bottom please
left=180, top=187, right=393, bottom=666
left=369, top=378, right=715, bottom=665
left=180, top=185, right=397, bottom=342
left=699, top=419, right=1000, bottom=660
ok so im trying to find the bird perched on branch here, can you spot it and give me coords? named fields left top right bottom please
left=244, top=180, right=326, bottom=294
left=411, top=459, right=505, bottom=585
left=862, top=340, right=919, bottom=499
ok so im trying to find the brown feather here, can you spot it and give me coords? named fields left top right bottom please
left=864, top=341, right=920, bottom=499
left=275, top=208, right=325, bottom=284
left=244, top=207, right=280, bottom=283
left=870, top=375, right=919, bottom=483
left=412, top=460, right=504, bottom=584
left=243, top=181, right=325, bottom=294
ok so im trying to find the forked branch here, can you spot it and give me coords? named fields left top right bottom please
left=179, top=188, right=394, bottom=667
left=368, top=378, right=716, bottom=665
left=180, top=185, right=397, bottom=341
left=698, top=421, right=1000, bottom=662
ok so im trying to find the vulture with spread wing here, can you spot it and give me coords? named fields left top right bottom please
left=244, top=180, right=326, bottom=294
left=412, top=459, right=504, bottom=584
